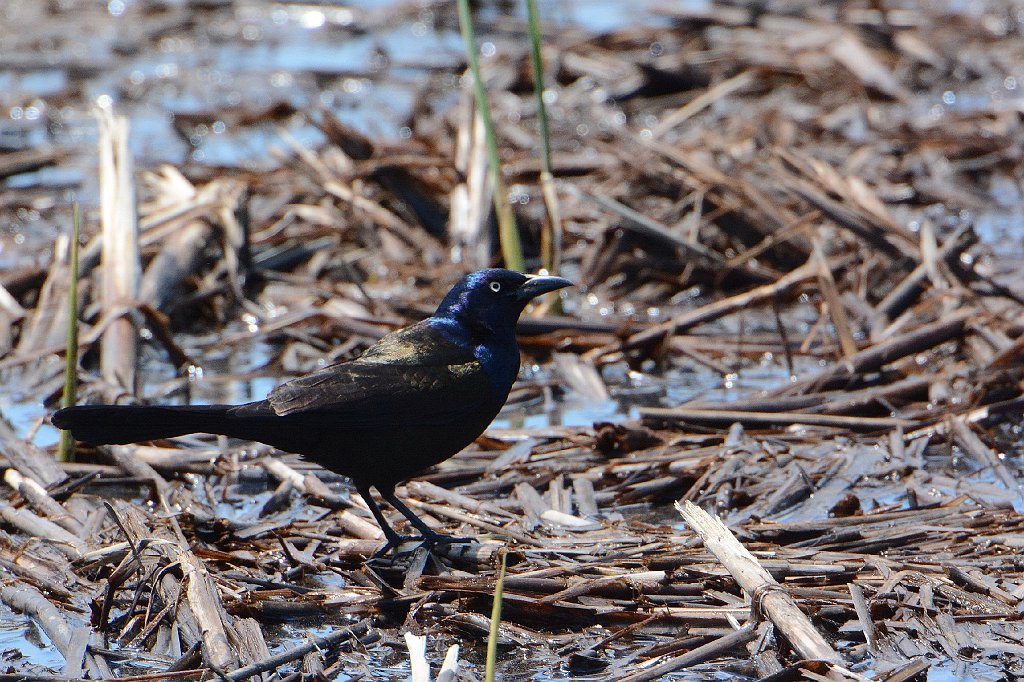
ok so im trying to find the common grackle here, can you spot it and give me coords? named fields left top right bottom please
left=52, top=269, right=571, bottom=554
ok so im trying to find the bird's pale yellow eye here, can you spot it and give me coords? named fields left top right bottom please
left=489, top=281, right=501, bottom=292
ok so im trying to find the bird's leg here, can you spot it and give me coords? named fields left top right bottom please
left=355, top=485, right=415, bottom=557
left=377, top=486, right=475, bottom=547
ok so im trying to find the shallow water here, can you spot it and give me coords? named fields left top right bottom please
left=0, top=610, right=67, bottom=673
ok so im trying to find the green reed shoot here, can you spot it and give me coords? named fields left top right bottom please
left=58, top=204, right=81, bottom=462
left=525, top=0, right=562, bottom=276
left=456, top=0, right=524, bottom=272
left=484, top=550, right=508, bottom=682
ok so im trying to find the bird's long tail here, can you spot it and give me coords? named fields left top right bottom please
left=51, top=404, right=237, bottom=445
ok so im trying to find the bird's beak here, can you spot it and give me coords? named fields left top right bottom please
left=515, top=274, right=573, bottom=301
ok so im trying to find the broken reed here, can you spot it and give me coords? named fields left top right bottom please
left=455, top=0, right=523, bottom=272
left=57, top=204, right=81, bottom=463
left=484, top=550, right=508, bottom=682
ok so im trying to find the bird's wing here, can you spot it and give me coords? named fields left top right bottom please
left=260, top=320, right=495, bottom=427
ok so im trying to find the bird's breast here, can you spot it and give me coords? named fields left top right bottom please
left=475, top=343, right=520, bottom=392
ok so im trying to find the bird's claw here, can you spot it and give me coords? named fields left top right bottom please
left=421, top=533, right=475, bottom=547
left=370, top=533, right=476, bottom=559
left=370, top=534, right=419, bottom=559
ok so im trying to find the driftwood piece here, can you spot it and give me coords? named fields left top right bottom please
left=616, top=623, right=758, bottom=682
left=3, top=469, right=82, bottom=535
left=0, top=416, right=66, bottom=486
left=848, top=583, right=877, bottom=652
left=676, top=501, right=842, bottom=664
left=180, top=549, right=238, bottom=670
left=104, top=445, right=173, bottom=511
left=0, top=583, right=106, bottom=677
left=0, top=502, right=86, bottom=559
left=225, top=618, right=375, bottom=681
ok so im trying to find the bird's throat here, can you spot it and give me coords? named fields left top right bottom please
left=475, top=341, right=520, bottom=392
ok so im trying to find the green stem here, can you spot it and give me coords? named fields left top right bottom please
left=526, top=0, right=552, bottom=177
left=484, top=550, right=508, bottom=682
left=525, top=0, right=562, bottom=276
left=58, top=204, right=81, bottom=462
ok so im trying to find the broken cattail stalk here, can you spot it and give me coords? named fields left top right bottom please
left=96, top=104, right=140, bottom=397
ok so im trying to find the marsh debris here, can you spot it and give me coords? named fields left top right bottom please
left=2, top=0, right=1024, bottom=679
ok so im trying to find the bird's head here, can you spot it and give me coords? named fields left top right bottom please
left=434, top=269, right=572, bottom=337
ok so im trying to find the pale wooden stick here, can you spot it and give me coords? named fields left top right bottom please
left=226, top=618, right=373, bottom=681
left=334, top=509, right=385, bottom=540
left=450, top=87, right=492, bottom=268
left=261, top=458, right=307, bottom=490
left=436, top=644, right=460, bottom=682
left=848, top=583, right=877, bottom=652
left=0, top=583, right=105, bottom=677
left=405, top=480, right=515, bottom=520
left=617, top=622, right=758, bottom=682
left=0, top=502, right=86, bottom=559
left=233, top=618, right=273, bottom=680
left=179, top=548, right=238, bottom=670
left=676, top=500, right=843, bottom=664
left=643, top=407, right=912, bottom=431
left=0, top=417, right=65, bottom=486
left=96, top=103, right=140, bottom=396
left=3, top=469, right=82, bottom=535
left=812, top=236, right=857, bottom=360
left=653, top=70, right=755, bottom=137
left=106, top=445, right=172, bottom=513
left=261, top=459, right=377, bottom=537
left=15, top=234, right=70, bottom=356
left=405, top=633, right=430, bottom=682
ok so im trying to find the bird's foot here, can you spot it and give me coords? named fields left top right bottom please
left=369, top=532, right=476, bottom=561
left=421, top=532, right=476, bottom=547
left=370, top=534, right=419, bottom=559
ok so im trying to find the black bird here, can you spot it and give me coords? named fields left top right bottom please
left=52, top=269, right=571, bottom=553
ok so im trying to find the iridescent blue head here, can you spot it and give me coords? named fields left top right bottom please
left=434, top=269, right=572, bottom=339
